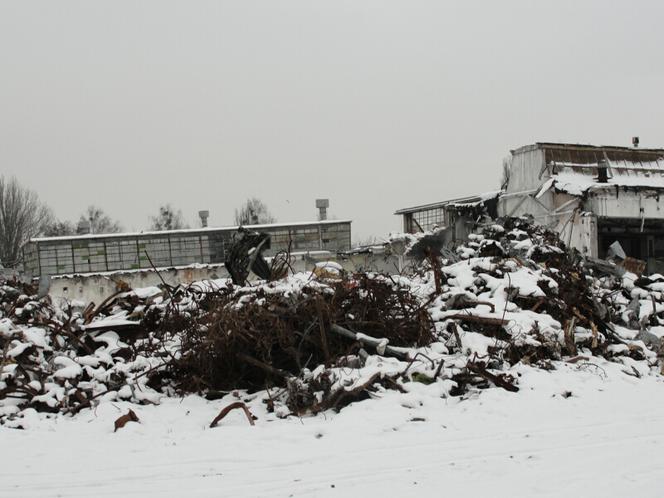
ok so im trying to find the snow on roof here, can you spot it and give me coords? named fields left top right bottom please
left=395, top=190, right=503, bottom=215
left=30, top=219, right=352, bottom=244
left=550, top=158, right=664, bottom=196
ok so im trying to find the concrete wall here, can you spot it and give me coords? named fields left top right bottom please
left=557, top=211, right=598, bottom=257
left=497, top=146, right=602, bottom=258
left=47, top=250, right=406, bottom=306
left=585, top=189, right=664, bottom=220
left=49, top=264, right=230, bottom=307
left=334, top=250, right=402, bottom=275
left=498, top=147, right=547, bottom=216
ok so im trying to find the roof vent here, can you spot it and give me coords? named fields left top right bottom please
left=597, top=159, right=609, bottom=183
left=198, top=210, right=209, bottom=228
left=632, top=136, right=640, bottom=148
left=316, top=199, right=329, bottom=221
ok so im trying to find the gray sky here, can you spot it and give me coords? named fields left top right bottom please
left=2, top=1, right=663, bottom=240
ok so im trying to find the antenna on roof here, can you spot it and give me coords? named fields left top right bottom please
left=632, top=136, right=639, bottom=148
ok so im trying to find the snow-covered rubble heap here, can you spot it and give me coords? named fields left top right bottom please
left=0, top=280, right=170, bottom=425
left=1, top=217, right=663, bottom=427
left=415, top=218, right=664, bottom=374
left=0, top=273, right=435, bottom=424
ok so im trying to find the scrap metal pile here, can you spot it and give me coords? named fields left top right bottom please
left=1, top=217, right=663, bottom=426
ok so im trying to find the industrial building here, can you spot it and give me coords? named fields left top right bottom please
left=396, top=141, right=664, bottom=273
left=499, top=142, right=664, bottom=272
left=395, top=192, right=500, bottom=235
left=23, top=220, right=351, bottom=278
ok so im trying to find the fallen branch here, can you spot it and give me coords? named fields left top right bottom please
left=114, top=409, right=140, bottom=432
left=447, top=314, right=509, bottom=327
left=209, top=401, right=256, bottom=428
left=312, top=372, right=390, bottom=413
left=566, top=355, right=590, bottom=364
left=564, top=317, right=578, bottom=356
left=330, top=324, right=410, bottom=360
left=467, top=362, right=519, bottom=392
left=236, top=353, right=293, bottom=380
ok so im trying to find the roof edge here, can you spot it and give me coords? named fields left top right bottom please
left=30, top=219, right=353, bottom=244
left=512, top=142, right=664, bottom=155
left=395, top=191, right=502, bottom=215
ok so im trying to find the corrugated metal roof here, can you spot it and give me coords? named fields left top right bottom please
left=552, top=169, right=664, bottom=196
left=511, top=142, right=664, bottom=163
left=549, top=157, right=664, bottom=195
left=394, top=191, right=502, bottom=215
left=511, top=142, right=664, bottom=196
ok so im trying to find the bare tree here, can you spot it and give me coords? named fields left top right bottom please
left=352, top=235, right=383, bottom=248
left=149, top=204, right=188, bottom=231
left=76, top=206, right=122, bottom=235
left=234, top=198, right=276, bottom=226
left=0, top=176, right=53, bottom=267
left=43, top=219, right=77, bottom=237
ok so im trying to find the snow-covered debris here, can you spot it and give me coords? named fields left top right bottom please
left=1, top=217, right=663, bottom=428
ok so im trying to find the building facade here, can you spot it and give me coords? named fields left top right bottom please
left=395, top=192, right=500, bottom=237
left=23, top=220, right=352, bottom=278
left=498, top=143, right=664, bottom=271
left=395, top=141, right=664, bottom=273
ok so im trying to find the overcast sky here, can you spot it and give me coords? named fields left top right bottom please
left=2, top=1, right=663, bottom=240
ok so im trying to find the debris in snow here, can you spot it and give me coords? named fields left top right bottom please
left=114, top=409, right=140, bottom=432
left=1, top=216, right=663, bottom=427
left=209, top=401, right=256, bottom=428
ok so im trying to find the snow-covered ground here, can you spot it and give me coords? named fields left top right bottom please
left=3, top=360, right=663, bottom=498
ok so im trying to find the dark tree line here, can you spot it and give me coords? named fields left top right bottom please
left=0, top=174, right=277, bottom=268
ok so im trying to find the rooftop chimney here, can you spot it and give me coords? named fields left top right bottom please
left=597, top=159, right=609, bottom=183
left=632, top=136, right=640, bottom=148
left=316, top=199, right=329, bottom=221
left=198, top=210, right=209, bottom=228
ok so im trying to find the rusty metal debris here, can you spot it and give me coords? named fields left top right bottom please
left=209, top=401, right=256, bottom=428
left=1, top=216, right=664, bottom=426
left=114, top=409, right=139, bottom=432
left=224, top=227, right=272, bottom=285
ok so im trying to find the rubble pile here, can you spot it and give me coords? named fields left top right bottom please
left=1, top=217, right=663, bottom=426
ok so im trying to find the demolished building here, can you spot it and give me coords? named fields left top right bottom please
left=394, top=191, right=501, bottom=238
left=499, top=142, right=664, bottom=273
left=396, top=141, right=664, bottom=274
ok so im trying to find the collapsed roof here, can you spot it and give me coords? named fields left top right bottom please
left=394, top=190, right=502, bottom=216
left=526, top=142, right=664, bottom=197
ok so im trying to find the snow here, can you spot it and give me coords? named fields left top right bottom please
left=92, top=331, right=128, bottom=353
left=82, top=316, right=141, bottom=331
left=52, top=356, right=83, bottom=379
left=5, top=217, right=664, bottom=496
left=0, top=318, right=17, bottom=337
left=129, top=286, right=163, bottom=299
left=22, top=327, right=49, bottom=349
left=315, top=261, right=343, bottom=272
left=552, top=170, right=664, bottom=196
left=6, top=342, right=31, bottom=358
left=1, top=361, right=663, bottom=497
left=505, top=267, right=547, bottom=297
left=32, top=219, right=353, bottom=243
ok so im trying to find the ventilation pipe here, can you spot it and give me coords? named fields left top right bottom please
left=597, top=159, right=609, bottom=183
left=316, top=199, right=329, bottom=221
left=198, top=210, right=210, bottom=228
